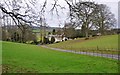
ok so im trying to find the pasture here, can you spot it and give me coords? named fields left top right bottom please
left=2, top=41, right=119, bottom=73
left=48, top=35, right=119, bottom=54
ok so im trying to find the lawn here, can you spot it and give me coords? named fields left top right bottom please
left=2, top=41, right=119, bottom=73
left=48, top=35, right=119, bottom=54
left=0, top=41, right=2, bottom=65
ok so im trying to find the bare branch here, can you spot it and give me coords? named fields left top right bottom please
left=41, top=0, right=47, bottom=13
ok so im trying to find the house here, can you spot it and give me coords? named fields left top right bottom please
left=47, top=34, right=68, bottom=43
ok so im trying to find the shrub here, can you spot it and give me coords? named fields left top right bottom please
left=33, top=39, right=39, bottom=45
left=51, top=36, right=55, bottom=43
left=85, top=37, right=89, bottom=40
left=43, top=37, right=50, bottom=44
left=65, top=38, right=67, bottom=41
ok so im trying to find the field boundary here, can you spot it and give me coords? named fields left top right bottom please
left=41, top=45, right=120, bottom=60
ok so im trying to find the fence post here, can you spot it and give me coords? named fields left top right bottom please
left=107, top=50, right=108, bottom=58
left=96, top=48, right=98, bottom=56
left=97, top=46, right=99, bottom=50
left=118, top=50, right=119, bottom=60
left=101, top=50, right=102, bottom=57
left=79, top=49, right=80, bottom=54
left=86, top=48, right=87, bottom=55
left=71, top=46, right=72, bottom=52
left=112, top=50, right=113, bottom=59
left=80, top=49, right=81, bottom=54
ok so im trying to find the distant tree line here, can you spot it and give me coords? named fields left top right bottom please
left=2, top=23, right=37, bottom=43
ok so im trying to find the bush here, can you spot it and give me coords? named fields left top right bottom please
left=51, top=36, right=55, bottom=43
left=33, top=39, right=39, bottom=45
left=65, top=38, right=67, bottom=41
left=43, top=37, right=50, bottom=44
left=85, top=37, right=89, bottom=40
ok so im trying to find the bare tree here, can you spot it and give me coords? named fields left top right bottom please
left=0, top=0, right=29, bottom=41
left=93, top=4, right=116, bottom=35
left=66, top=1, right=116, bottom=37
left=68, top=1, right=98, bottom=38
left=63, top=22, right=76, bottom=39
left=0, top=0, right=116, bottom=42
left=0, top=0, right=64, bottom=42
left=0, top=0, right=77, bottom=27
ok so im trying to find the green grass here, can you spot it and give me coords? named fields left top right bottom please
left=48, top=35, right=118, bottom=54
left=2, top=41, right=119, bottom=73
left=32, top=29, right=49, bottom=41
left=32, top=29, right=40, bottom=33
left=0, top=41, right=2, bottom=65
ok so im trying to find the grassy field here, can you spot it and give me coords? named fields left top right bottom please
left=32, top=29, right=49, bottom=41
left=2, top=41, right=119, bottom=73
left=0, top=41, right=2, bottom=65
left=48, top=35, right=119, bottom=54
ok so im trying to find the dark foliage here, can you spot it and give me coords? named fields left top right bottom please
left=51, top=36, right=55, bottom=43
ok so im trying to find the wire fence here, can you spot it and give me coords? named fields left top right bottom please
left=54, top=46, right=120, bottom=60
left=72, top=48, right=119, bottom=60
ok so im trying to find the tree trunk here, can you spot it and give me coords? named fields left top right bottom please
left=101, top=21, right=105, bottom=35
left=22, top=31, right=25, bottom=43
left=85, top=23, right=89, bottom=39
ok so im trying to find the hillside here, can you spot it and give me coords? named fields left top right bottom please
left=2, top=41, right=118, bottom=73
left=48, top=35, right=118, bottom=52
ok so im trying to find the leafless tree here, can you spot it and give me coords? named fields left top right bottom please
left=66, top=1, right=116, bottom=37
left=0, top=0, right=66, bottom=42
left=93, top=4, right=117, bottom=35
left=68, top=1, right=98, bottom=38
left=0, top=0, right=77, bottom=42
left=0, top=0, right=116, bottom=41
left=63, top=22, right=76, bottom=39
left=0, top=0, right=31, bottom=41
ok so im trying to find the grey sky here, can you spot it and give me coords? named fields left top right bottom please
left=0, top=0, right=119, bottom=28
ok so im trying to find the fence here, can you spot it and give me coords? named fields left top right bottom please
left=70, top=48, right=120, bottom=60
left=55, top=46, right=120, bottom=60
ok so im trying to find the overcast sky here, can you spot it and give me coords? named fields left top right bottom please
left=41, top=0, right=119, bottom=28
left=0, top=0, right=119, bottom=28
